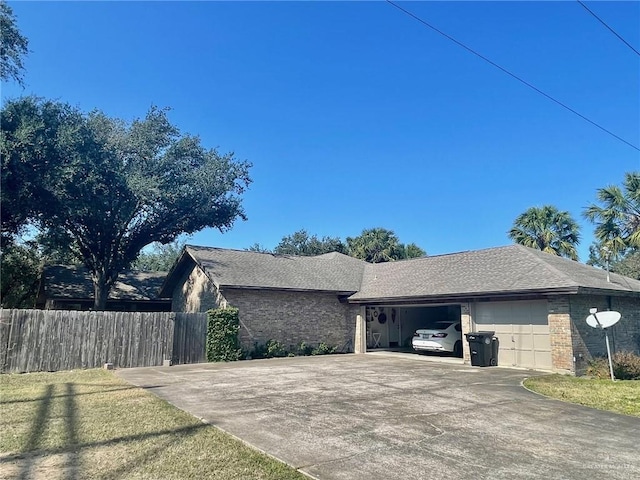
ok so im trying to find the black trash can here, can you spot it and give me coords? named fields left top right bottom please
left=465, top=331, right=499, bottom=367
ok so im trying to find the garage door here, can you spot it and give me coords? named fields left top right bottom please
left=474, top=300, right=552, bottom=370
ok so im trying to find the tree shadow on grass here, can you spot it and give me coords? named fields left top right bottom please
left=16, top=384, right=53, bottom=480
left=64, top=383, right=80, bottom=480
left=4, top=379, right=212, bottom=480
left=0, top=385, right=138, bottom=406
left=4, top=424, right=210, bottom=479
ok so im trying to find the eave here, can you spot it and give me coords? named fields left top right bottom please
left=347, top=286, right=582, bottom=305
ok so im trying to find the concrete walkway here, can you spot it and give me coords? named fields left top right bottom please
left=117, top=354, right=640, bottom=480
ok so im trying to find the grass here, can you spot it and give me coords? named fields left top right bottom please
left=524, top=374, right=640, bottom=417
left=0, top=369, right=307, bottom=480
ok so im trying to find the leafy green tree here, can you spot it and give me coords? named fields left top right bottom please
left=347, top=227, right=418, bottom=263
left=133, top=238, right=186, bottom=272
left=611, top=250, right=640, bottom=280
left=587, top=242, right=640, bottom=280
left=508, top=205, right=580, bottom=260
left=274, top=229, right=347, bottom=256
left=584, top=172, right=640, bottom=261
left=0, top=241, right=41, bottom=308
left=0, top=1, right=29, bottom=86
left=245, top=243, right=271, bottom=253
left=1, top=97, right=251, bottom=309
left=1, top=99, right=78, bottom=246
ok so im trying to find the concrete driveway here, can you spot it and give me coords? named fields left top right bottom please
left=117, top=354, right=640, bottom=480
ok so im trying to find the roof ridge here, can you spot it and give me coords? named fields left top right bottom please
left=515, top=245, right=580, bottom=287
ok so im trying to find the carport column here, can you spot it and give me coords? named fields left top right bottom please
left=460, top=303, right=472, bottom=365
left=354, top=306, right=367, bottom=354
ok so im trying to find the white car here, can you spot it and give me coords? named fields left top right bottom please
left=412, top=321, right=463, bottom=357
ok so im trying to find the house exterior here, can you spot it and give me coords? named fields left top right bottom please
left=160, top=244, right=640, bottom=374
left=37, top=265, right=171, bottom=311
left=160, top=247, right=364, bottom=351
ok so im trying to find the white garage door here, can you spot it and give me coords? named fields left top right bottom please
left=474, top=300, right=552, bottom=370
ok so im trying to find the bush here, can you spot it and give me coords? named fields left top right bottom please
left=311, top=342, right=337, bottom=356
left=266, top=339, right=287, bottom=358
left=295, top=341, right=313, bottom=356
left=586, top=351, right=640, bottom=380
left=250, top=342, right=268, bottom=359
left=248, top=340, right=338, bottom=359
left=206, top=307, right=242, bottom=362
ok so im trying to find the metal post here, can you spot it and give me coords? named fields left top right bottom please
left=604, top=329, right=615, bottom=381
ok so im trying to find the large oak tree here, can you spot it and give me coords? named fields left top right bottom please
left=0, top=1, right=29, bottom=86
left=273, top=229, right=347, bottom=256
left=1, top=97, right=251, bottom=309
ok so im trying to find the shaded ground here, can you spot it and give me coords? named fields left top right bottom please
left=118, top=354, right=640, bottom=480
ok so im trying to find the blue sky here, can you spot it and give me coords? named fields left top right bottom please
left=4, top=1, right=639, bottom=261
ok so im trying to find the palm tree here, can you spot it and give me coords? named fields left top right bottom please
left=508, top=205, right=581, bottom=260
left=347, top=228, right=406, bottom=263
left=584, top=172, right=640, bottom=260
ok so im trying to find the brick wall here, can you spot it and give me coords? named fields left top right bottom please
left=569, top=294, right=640, bottom=375
left=547, top=295, right=573, bottom=373
left=221, top=288, right=356, bottom=353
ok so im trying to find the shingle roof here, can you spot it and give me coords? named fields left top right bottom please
left=183, top=245, right=366, bottom=293
left=349, top=245, right=640, bottom=301
left=41, top=265, right=168, bottom=300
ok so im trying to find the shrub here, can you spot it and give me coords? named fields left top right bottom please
left=295, top=341, right=313, bottom=356
left=247, top=340, right=338, bottom=359
left=612, top=351, right=640, bottom=380
left=586, top=351, right=640, bottom=380
left=206, top=307, right=242, bottom=362
left=250, top=342, right=268, bottom=359
left=266, top=339, right=287, bottom=358
left=311, top=342, right=337, bottom=356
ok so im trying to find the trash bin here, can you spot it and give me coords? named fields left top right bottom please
left=465, top=331, right=499, bottom=367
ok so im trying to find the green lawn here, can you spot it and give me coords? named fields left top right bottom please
left=0, top=369, right=307, bottom=480
left=524, top=374, right=640, bottom=417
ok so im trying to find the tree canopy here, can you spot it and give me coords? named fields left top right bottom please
left=1, top=97, right=251, bottom=309
left=273, top=229, right=347, bottom=256
left=584, top=171, right=640, bottom=261
left=0, top=1, right=29, bottom=86
left=0, top=241, right=40, bottom=308
left=347, top=227, right=426, bottom=263
left=133, top=238, right=186, bottom=272
left=508, top=205, right=580, bottom=260
left=587, top=243, right=640, bottom=280
left=246, top=228, right=426, bottom=262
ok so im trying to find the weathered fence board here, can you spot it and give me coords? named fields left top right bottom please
left=172, top=312, right=208, bottom=364
left=0, top=309, right=208, bottom=373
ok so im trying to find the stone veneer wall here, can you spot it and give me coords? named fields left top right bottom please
left=569, top=294, right=640, bottom=375
left=221, top=288, right=357, bottom=353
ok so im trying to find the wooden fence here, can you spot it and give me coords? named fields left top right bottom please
left=0, top=309, right=208, bottom=373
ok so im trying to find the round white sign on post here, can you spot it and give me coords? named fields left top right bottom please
left=586, top=311, right=621, bottom=329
